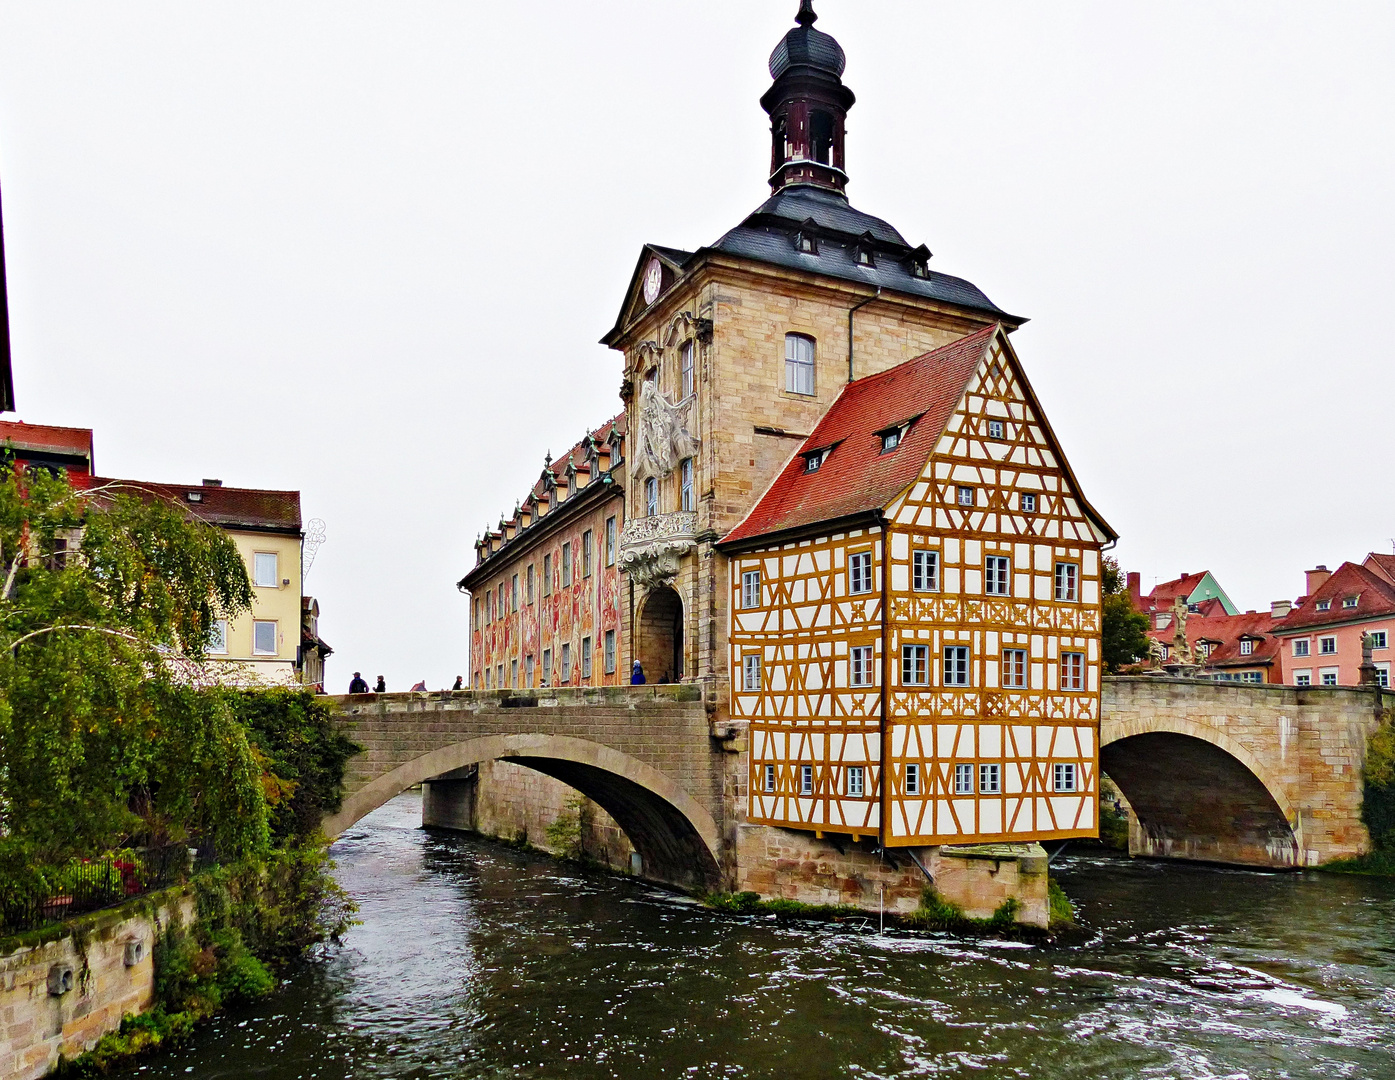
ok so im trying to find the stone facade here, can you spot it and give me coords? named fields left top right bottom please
left=1101, top=677, right=1384, bottom=866
left=0, top=893, right=193, bottom=1080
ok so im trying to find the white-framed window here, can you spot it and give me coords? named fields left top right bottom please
left=846, top=766, right=866, bottom=798
left=561, top=643, right=572, bottom=683
left=681, top=458, right=695, bottom=511
left=1293, top=639, right=1310, bottom=657
left=1053, top=763, right=1078, bottom=793
left=1055, top=562, right=1079, bottom=602
left=681, top=340, right=695, bottom=399
left=253, top=552, right=278, bottom=589
left=848, top=551, right=873, bottom=594
left=985, top=555, right=1011, bottom=596
left=1293, top=670, right=1311, bottom=687
left=1343, top=596, right=1358, bottom=609
left=526, top=655, right=535, bottom=687
left=1319, top=636, right=1337, bottom=655
left=785, top=333, right=815, bottom=395
left=979, top=763, right=1001, bottom=794
left=606, top=516, right=617, bottom=567
left=1061, top=652, right=1086, bottom=691
left=743, top=653, right=762, bottom=691
left=804, top=450, right=824, bottom=473
left=988, top=419, right=1005, bottom=440
left=742, top=569, right=762, bottom=609
left=763, top=764, right=776, bottom=793
left=1377, top=663, right=1390, bottom=689
left=901, top=644, right=930, bottom=685
left=562, top=542, right=573, bottom=587
left=943, top=645, right=970, bottom=687
left=799, top=765, right=814, bottom=795
left=1320, top=669, right=1338, bottom=686
left=207, top=619, right=228, bottom=655
left=1370, top=631, right=1388, bottom=650
left=954, top=763, right=975, bottom=795
left=1020, top=493, right=1037, bottom=514
left=1002, top=649, right=1027, bottom=689
left=526, top=564, right=535, bottom=604
left=541, top=649, right=552, bottom=686
left=956, top=486, right=975, bottom=507
left=851, top=645, right=875, bottom=687
left=1316, top=600, right=1331, bottom=611
left=604, top=630, right=616, bottom=675
left=582, top=530, right=593, bottom=578
left=912, top=550, right=939, bottom=592
left=252, top=620, right=277, bottom=655
left=582, top=637, right=593, bottom=679
left=645, top=477, right=659, bottom=517
left=1242, top=671, right=1262, bottom=683
left=904, top=763, right=921, bottom=795
left=1240, top=639, right=1254, bottom=656
left=881, top=429, right=901, bottom=453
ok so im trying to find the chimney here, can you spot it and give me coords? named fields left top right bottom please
left=1271, top=600, right=1291, bottom=619
left=1305, top=565, right=1331, bottom=596
left=1127, top=571, right=1141, bottom=601
left=202, top=478, right=223, bottom=487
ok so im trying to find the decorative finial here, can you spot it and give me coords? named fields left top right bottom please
left=796, top=0, right=817, bottom=27
left=544, top=451, right=552, bottom=467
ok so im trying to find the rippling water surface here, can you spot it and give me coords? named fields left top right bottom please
left=126, top=793, right=1395, bottom=1079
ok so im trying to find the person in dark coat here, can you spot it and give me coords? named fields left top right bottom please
left=348, top=672, right=369, bottom=694
left=630, top=661, right=646, bottom=685
left=452, top=676, right=464, bottom=691
left=373, top=675, right=386, bottom=693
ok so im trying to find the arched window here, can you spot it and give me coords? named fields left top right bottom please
left=810, top=110, right=834, bottom=166
left=645, top=476, right=659, bottom=517
left=785, top=333, right=815, bottom=396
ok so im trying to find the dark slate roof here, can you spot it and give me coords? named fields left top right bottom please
left=769, top=21, right=845, bottom=80
left=709, top=188, right=1020, bottom=322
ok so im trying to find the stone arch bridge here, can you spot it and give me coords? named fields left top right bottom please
left=324, top=678, right=1385, bottom=883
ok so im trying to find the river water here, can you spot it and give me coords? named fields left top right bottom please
left=125, top=793, right=1395, bottom=1080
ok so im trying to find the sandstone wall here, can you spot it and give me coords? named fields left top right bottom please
left=0, top=894, right=193, bottom=1080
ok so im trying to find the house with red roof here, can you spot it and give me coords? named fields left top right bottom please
left=1270, top=559, right=1395, bottom=688
left=717, top=324, right=1115, bottom=848
left=1127, top=569, right=1238, bottom=632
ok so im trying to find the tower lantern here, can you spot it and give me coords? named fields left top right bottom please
left=761, top=0, right=856, bottom=195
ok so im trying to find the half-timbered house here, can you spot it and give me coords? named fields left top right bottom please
left=718, top=324, right=1116, bottom=847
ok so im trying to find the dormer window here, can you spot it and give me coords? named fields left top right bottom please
left=804, top=450, right=824, bottom=473
left=1316, top=600, right=1331, bottom=611
left=1343, top=595, right=1359, bottom=609
left=1240, top=639, right=1255, bottom=656
left=795, top=220, right=819, bottom=255
left=908, top=244, right=931, bottom=280
left=881, top=429, right=901, bottom=453
left=856, top=244, right=875, bottom=267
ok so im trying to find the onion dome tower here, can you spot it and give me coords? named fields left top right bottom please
left=761, top=0, right=855, bottom=195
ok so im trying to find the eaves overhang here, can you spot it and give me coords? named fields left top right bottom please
left=715, top=508, right=882, bottom=556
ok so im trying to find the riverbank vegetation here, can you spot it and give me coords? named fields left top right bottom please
left=0, top=468, right=359, bottom=1069
left=1327, top=708, right=1395, bottom=877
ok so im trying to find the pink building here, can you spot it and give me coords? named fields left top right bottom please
left=1270, top=557, right=1395, bottom=688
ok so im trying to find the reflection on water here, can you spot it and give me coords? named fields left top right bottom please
left=125, top=792, right=1395, bottom=1079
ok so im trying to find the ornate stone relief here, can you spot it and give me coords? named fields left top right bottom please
left=633, top=379, right=699, bottom=483
left=619, top=511, right=698, bottom=589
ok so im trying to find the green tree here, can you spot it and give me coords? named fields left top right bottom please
left=0, top=468, right=265, bottom=874
left=1101, top=555, right=1150, bottom=673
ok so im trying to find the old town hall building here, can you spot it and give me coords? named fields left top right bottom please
left=460, top=1, right=1113, bottom=852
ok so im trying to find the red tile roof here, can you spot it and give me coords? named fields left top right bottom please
left=1147, top=609, right=1283, bottom=668
left=0, top=420, right=94, bottom=467
left=720, top=326, right=1000, bottom=547
left=89, top=477, right=301, bottom=534
left=1365, top=552, right=1395, bottom=587
left=1136, top=572, right=1209, bottom=613
left=1270, top=561, right=1395, bottom=634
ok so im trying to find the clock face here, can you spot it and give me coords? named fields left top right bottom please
left=642, top=258, right=663, bottom=304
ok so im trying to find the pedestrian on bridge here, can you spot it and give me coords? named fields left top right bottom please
left=631, top=660, right=646, bottom=685
left=374, top=675, right=386, bottom=693
left=348, top=672, right=369, bottom=694
left=452, top=676, right=464, bottom=691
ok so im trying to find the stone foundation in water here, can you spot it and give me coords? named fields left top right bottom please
left=425, top=762, right=1049, bottom=927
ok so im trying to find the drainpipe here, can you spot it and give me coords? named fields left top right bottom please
left=848, top=289, right=882, bottom=383
left=876, top=510, right=891, bottom=853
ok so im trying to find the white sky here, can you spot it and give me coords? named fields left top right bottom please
left=1, top=1, right=1391, bottom=690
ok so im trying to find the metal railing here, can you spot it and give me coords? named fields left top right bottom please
left=0, top=845, right=193, bottom=934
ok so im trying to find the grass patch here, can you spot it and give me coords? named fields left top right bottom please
left=901, top=887, right=1021, bottom=932
left=1320, top=851, right=1395, bottom=877
left=701, top=891, right=864, bottom=921
left=1048, top=879, right=1075, bottom=927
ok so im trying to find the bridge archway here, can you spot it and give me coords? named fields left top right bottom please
left=1101, top=717, right=1299, bottom=868
left=637, top=586, right=684, bottom=683
left=323, top=733, right=722, bottom=890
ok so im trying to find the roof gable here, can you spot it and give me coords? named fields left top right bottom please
left=1272, top=561, right=1395, bottom=634
left=719, top=326, right=999, bottom=547
left=602, top=245, right=695, bottom=346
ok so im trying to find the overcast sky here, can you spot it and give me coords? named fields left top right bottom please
left=1, top=1, right=1392, bottom=689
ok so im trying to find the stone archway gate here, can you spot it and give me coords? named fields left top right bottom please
left=1101, top=677, right=1386, bottom=867
left=323, top=684, right=727, bottom=890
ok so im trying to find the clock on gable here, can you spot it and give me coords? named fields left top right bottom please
left=642, top=257, right=663, bottom=305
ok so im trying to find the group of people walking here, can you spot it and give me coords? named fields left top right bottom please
left=348, top=672, right=465, bottom=694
